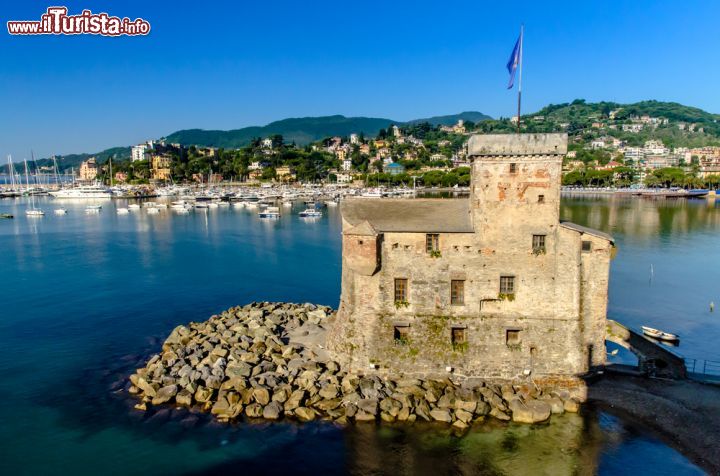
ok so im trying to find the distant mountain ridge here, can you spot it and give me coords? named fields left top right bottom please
left=164, top=112, right=492, bottom=148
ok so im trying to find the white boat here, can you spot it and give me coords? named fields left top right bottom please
left=50, top=184, right=112, bottom=199
left=245, top=202, right=258, bottom=209
left=232, top=201, right=246, bottom=208
left=24, top=159, right=44, bottom=216
left=361, top=189, right=383, bottom=198
left=258, top=206, right=280, bottom=218
left=282, top=200, right=293, bottom=206
left=117, top=207, right=130, bottom=214
left=147, top=207, right=160, bottom=215
left=299, top=208, right=322, bottom=218
left=174, top=207, right=190, bottom=214
left=170, top=200, right=189, bottom=210
left=641, top=326, right=680, bottom=342
left=128, top=204, right=141, bottom=210
left=144, top=202, right=157, bottom=208
left=54, top=208, right=67, bottom=215
left=154, top=203, right=168, bottom=209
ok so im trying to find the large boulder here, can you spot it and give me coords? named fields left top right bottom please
left=430, top=408, right=453, bottom=423
left=509, top=398, right=551, bottom=424
left=262, top=401, right=283, bottom=420
left=152, top=385, right=178, bottom=405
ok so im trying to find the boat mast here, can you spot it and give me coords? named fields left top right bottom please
left=52, top=155, right=61, bottom=189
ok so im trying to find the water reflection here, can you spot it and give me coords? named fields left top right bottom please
left=562, top=195, right=720, bottom=362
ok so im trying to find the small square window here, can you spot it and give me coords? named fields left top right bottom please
left=506, top=329, right=521, bottom=346
left=451, top=280, right=465, bottom=305
left=582, top=241, right=592, bottom=252
left=499, top=276, right=515, bottom=294
left=394, top=326, right=409, bottom=344
left=426, top=233, right=439, bottom=253
left=538, top=194, right=545, bottom=203
left=451, top=327, right=466, bottom=347
left=509, top=163, right=517, bottom=174
left=394, top=278, right=408, bottom=302
left=532, top=235, right=546, bottom=253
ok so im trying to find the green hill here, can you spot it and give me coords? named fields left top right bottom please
left=165, top=112, right=491, bottom=148
left=407, top=111, right=492, bottom=126
left=535, top=99, right=719, bottom=127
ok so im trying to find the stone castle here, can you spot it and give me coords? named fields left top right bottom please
left=327, top=133, right=614, bottom=385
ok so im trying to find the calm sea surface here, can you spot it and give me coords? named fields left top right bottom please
left=0, top=195, right=714, bottom=475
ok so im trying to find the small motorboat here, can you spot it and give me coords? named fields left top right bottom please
left=258, top=206, right=280, bottom=218
left=299, top=208, right=322, bottom=218
left=128, top=204, right=141, bottom=211
left=26, top=209, right=45, bottom=217
left=146, top=207, right=160, bottom=215
left=0, top=213, right=14, bottom=219
left=641, top=326, right=679, bottom=342
left=54, top=208, right=67, bottom=215
left=117, top=207, right=130, bottom=215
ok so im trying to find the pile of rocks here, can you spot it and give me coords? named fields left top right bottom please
left=128, top=302, right=580, bottom=428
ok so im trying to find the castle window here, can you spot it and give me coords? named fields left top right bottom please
left=532, top=235, right=546, bottom=254
left=506, top=329, right=522, bottom=346
left=451, top=280, right=465, bottom=305
left=538, top=194, right=545, bottom=203
left=394, top=325, right=409, bottom=345
left=582, top=240, right=592, bottom=252
left=499, top=276, right=515, bottom=294
left=509, top=163, right=517, bottom=174
left=426, top=234, right=439, bottom=253
left=451, top=327, right=466, bottom=348
left=358, top=239, right=364, bottom=245
left=394, top=278, right=408, bottom=303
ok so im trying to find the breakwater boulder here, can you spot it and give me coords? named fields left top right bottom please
left=128, top=302, right=580, bottom=427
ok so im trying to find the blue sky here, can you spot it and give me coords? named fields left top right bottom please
left=2, top=0, right=719, bottom=160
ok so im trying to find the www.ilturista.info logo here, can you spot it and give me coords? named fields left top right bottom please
left=7, top=7, right=150, bottom=36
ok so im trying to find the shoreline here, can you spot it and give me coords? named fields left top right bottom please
left=125, top=301, right=719, bottom=472
left=588, top=373, right=720, bottom=474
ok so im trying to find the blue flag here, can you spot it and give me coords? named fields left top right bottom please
left=506, top=33, right=522, bottom=89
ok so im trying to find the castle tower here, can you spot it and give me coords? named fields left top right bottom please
left=468, top=133, right=566, bottom=249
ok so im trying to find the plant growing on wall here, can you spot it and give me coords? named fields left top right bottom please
left=498, top=293, right=515, bottom=301
left=394, top=300, right=410, bottom=309
left=532, top=247, right=546, bottom=256
left=429, top=250, right=442, bottom=258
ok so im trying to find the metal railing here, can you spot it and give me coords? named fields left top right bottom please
left=684, top=358, right=720, bottom=376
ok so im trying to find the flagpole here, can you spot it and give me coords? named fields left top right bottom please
left=516, top=24, right=523, bottom=134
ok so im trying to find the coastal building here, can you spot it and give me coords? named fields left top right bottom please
left=350, top=133, right=359, bottom=145
left=328, top=133, right=614, bottom=387
left=342, top=158, right=352, bottom=171
left=275, top=166, right=296, bottom=182
left=385, top=162, right=405, bottom=175
left=131, top=143, right=151, bottom=162
left=150, top=154, right=172, bottom=181
left=79, top=157, right=98, bottom=181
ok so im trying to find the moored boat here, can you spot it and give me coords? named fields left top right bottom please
left=641, top=326, right=680, bottom=342
left=258, top=206, right=281, bottom=218
left=299, top=208, right=322, bottom=218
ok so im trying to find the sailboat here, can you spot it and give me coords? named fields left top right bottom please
left=24, top=159, right=44, bottom=216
